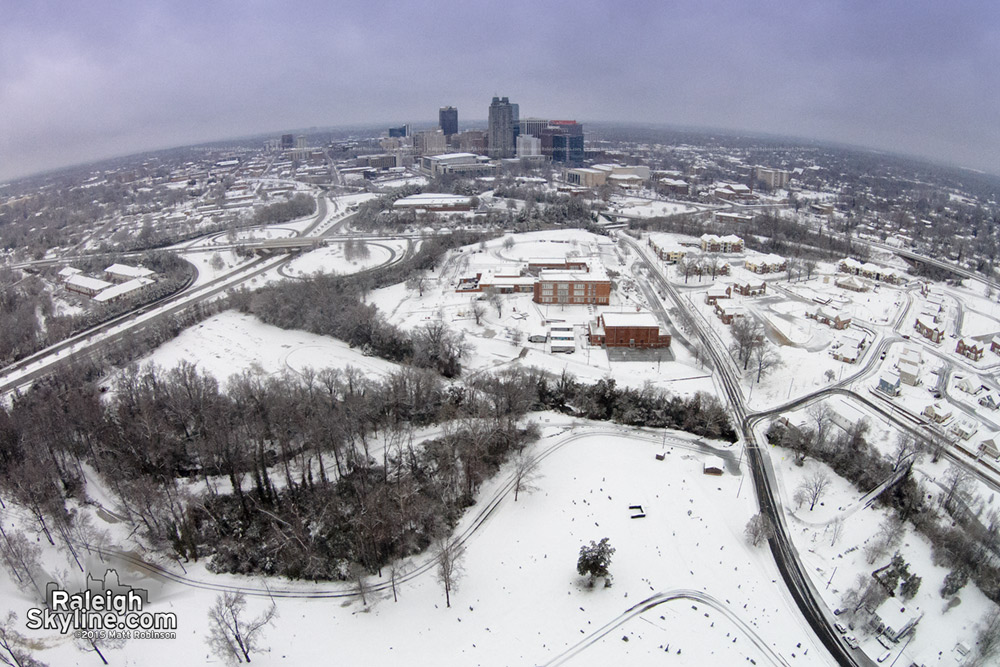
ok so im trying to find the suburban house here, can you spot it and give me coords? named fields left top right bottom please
left=914, top=317, right=945, bottom=343
left=807, top=307, right=852, bottom=330
left=833, top=331, right=867, bottom=363
left=869, top=602, right=922, bottom=643
left=705, top=284, right=732, bottom=305
left=980, top=393, right=1000, bottom=410
left=980, top=437, right=1000, bottom=461
left=950, top=419, right=979, bottom=441
left=991, top=336, right=1000, bottom=355
left=715, top=303, right=746, bottom=325
left=956, top=338, right=984, bottom=361
left=956, top=376, right=980, bottom=394
left=878, top=371, right=901, bottom=397
left=922, top=402, right=952, bottom=424
left=732, top=280, right=766, bottom=297
left=897, top=359, right=920, bottom=386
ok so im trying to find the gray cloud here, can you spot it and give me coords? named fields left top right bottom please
left=2, top=0, right=998, bottom=181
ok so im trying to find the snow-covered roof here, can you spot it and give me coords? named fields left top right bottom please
left=66, top=274, right=113, bottom=292
left=58, top=266, right=82, bottom=278
left=105, top=263, right=154, bottom=279
left=93, top=277, right=155, bottom=303
left=601, top=312, right=660, bottom=329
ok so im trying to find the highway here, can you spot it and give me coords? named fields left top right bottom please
left=0, top=192, right=394, bottom=397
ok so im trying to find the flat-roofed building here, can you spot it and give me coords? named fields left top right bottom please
left=533, top=268, right=611, bottom=305
left=105, top=263, right=155, bottom=283
left=419, top=152, right=497, bottom=178
left=393, top=193, right=473, bottom=212
left=93, top=277, right=155, bottom=303
left=588, top=311, right=671, bottom=349
left=65, top=274, right=113, bottom=297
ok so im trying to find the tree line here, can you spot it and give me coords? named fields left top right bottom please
left=767, top=412, right=1000, bottom=605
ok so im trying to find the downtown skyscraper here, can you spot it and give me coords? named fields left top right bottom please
left=488, top=96, right=517, bottom=159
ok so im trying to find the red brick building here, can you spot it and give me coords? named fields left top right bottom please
left=957, top=338, right=984, bottom=361
left=588, top=312, right=670, bottom=349
left=733, top=280, right=766, bottom=297
left=533, top=269, right=611, bottom=305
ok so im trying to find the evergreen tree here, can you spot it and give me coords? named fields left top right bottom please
left=577, top=538, right=615, bottom=587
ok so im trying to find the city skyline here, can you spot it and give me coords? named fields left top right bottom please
left=2, top=1, right=998, bottom=182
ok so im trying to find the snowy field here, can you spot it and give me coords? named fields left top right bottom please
left=2, top=418, right=836, bottom=666
left=281, top=239, right=404, bottom=277
left=133, top=310, right=402, bottom=386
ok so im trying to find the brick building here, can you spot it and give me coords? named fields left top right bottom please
left=733, top=280, right=766, bottom=297
left=533, top=269, right=611, bottom=305
left=588, top=312, right=671, bottom=349
left=957, top=338, right=984, bottom=361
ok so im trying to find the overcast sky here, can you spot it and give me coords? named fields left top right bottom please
left=2, top=0, right=998, bottom=181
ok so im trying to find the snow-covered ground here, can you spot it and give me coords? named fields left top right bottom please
left=763, top=411, right=1000, bottom=665
left=2, top=417, right=836, bottom=666
left=134, top=310, right=402, bottom=386
left=281, top=239, right=405, bottom=277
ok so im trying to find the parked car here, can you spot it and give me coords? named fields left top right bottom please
left=877, top=649, right=892, bottom=663
left=844, top=635, right=859, bottom=649
left=834, top=622, right=847, bottom=634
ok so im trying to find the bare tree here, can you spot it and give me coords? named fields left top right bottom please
left=829, top=517, right=845, bottom=547
left=349, top=563, right=373, bottom=607
left=74, top=632, right=126, bottom=666
left=677, top=256, right=696, bottom=284
left=435, top=540, right=465, bottom=609
left=752, top=340, right=782, bottom=383
left=512, top=452, right=542, bottom=502
left=808, top=402, right=833, bottom=450
left=0, top=612, right=47, bottom=667
left=406, top=274, right=427, bottom=297
left=388, top=560, right=412, bottom=603
left=730, top=318, right=764, bottom=370
left=744, top=513, right=774, bottom=547
left=0, top=529, right=41, bottom=598
left=487, top=290, right=503, bottom=317
left=207, top=591, right=278, bottom=664
left=863, top=516, right=904, bottom=565
left=941, top=465, right=973, bottom=513
left=891, top=433, right=922, bottom=471
left=502, top=236, right=515, bottom=251
left=803, top=259, right=817, bottom=281
left=797, top=471, right=831, bottom=511
left=973, top=607, right=1000, bottom=666
left=470, top=299, right=486, bottom=325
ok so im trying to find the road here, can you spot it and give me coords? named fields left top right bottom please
left=0, top=192, right=389, bottom=397
left=624, top=235, right=873, bottom=667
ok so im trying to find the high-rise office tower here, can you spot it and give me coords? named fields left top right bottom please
left=439, top=106, right=458, bottom=136
left=488, top=96, right=517, bottom=159
left=540, top=121, right=585, bottom=162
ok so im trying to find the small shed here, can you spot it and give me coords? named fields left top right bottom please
left=703, top=457, right=725, bottom=476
